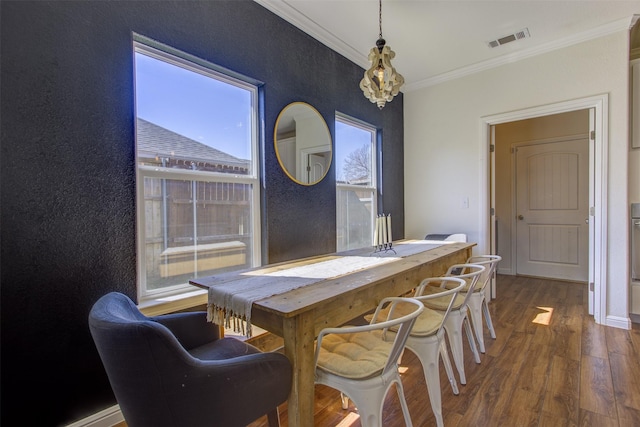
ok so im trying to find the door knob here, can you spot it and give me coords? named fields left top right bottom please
left=518, top=215, right=524, bottom=220
left=585, top=218, right=589, bottom=224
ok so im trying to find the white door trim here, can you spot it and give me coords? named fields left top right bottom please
left=588, top=108, right=596, bottom=316
left=480, top=94, right=608, bottom=325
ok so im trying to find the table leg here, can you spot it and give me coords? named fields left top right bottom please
left=282, top=311, right=316, bottom=427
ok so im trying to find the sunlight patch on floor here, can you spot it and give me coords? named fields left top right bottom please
left=335, top=411, right=360, bottom=427
left=532, top=306, right=554, bottom=325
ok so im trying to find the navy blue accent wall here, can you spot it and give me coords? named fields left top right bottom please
left=0, top=1, right=404, bottom=425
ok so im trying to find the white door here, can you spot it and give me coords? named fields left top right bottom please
left=307, top=152, right=328, bottom=183
left=515, top=137, right=589, bottom=281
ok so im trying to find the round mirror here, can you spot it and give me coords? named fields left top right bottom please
left=274, top=102, right=332, bottom=185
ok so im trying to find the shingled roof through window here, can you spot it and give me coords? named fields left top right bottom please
left=136, top=118, right=249, bottom=169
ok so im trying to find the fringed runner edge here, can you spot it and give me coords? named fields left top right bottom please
left=207, top=304, right=252, bottom=338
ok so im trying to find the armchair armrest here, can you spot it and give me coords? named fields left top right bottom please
left=152, top=311, right=220, bottom=350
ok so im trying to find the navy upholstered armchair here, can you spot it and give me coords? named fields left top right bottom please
left=88, top=292, right=292, bottom=427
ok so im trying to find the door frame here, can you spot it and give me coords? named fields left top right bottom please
left=299, top=144, right=331, bottom=183
left=480, top=94, right=608, bottom=325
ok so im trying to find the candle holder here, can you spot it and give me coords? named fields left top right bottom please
left=373, top=241, right=396, bottom=255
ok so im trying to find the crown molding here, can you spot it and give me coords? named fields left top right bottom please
left=254, top=2, right=636, bottom=93
left=254, top=0, right=369, bottom=68
left=406, top=16, right=637, bottom=91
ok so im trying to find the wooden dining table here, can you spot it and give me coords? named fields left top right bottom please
left=190, top=240, right=475, bottom=427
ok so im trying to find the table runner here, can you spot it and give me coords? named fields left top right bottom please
left=207, top=240, right=443, bottom=336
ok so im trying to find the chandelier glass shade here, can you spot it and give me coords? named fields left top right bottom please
left=359, top=0, right=404, bottom=109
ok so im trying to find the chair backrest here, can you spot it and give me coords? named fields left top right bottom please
left=88, top=293, right=201, bottom=425
left=89, top=292, right=191, bottom=367
left=89, top=292, right=190, bottom=369
left=424, top=233, right=467, bottom=242
left=315, top=297, right=424, bottom=378
left=466, top=255, right=502, bottom=292
left=443, top=263, right=486, bottom=307
left=413, top=277, right=467, bottom=336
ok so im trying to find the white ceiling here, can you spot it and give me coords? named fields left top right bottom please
left=255, top=0, right=639, bottom=91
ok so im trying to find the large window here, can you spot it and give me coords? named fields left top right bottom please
left=335, top=114, right=378, bottom=251
left=134, top=39, right=260, bottom=301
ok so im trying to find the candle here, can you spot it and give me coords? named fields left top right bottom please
left=373, top=216, right=379, bottom=247
left=387, top=214, right=392, bottom=244
left=381, top=213, right=388, bottom=245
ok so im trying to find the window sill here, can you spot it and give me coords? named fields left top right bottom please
left=138, top=288, right=208, bottom=317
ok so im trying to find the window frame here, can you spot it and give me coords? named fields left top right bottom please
left=133, top=38, right=262, bottom=303
left=335, top=113, right=379, bottom=251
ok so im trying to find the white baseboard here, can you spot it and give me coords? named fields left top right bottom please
left=66, top=405, right=124, bottom=427
left=604, top=314, right=632, bottom=330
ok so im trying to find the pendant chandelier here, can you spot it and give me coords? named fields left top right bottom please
left=359, top=0, right=404, bottom=109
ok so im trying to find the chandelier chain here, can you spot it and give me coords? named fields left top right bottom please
left=378, top=0, right=383, bottom=39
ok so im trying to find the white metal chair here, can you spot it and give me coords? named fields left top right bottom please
left=420, top=263, right=485, bottom=385
left=363, top=278, right=465, bottom=426
left=404, top=277, right=466, bottom=427
left=314, top=297, right=424, bottom=427
left=465, top=255, right=502, bottom=353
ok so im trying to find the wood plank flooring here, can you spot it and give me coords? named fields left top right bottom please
left=245, top=274, right=640, bottom=427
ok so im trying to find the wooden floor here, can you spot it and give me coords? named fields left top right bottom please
left=245, top=275, right=640, bottom=427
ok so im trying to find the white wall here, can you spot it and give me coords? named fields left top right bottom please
left=404, top=31, right=635, bottom=324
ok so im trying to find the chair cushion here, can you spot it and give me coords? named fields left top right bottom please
left=409, top=308, right=444, bottom=337
left=440, top=277, right=477, bottom=292
left=460, top=277, right=476, bottom=292
left=316, top=330, right=392, bottom=379
left=420, top=286, right=466, bottom=310
left=188, top=337, right=262, bottom=360
left=364, top=305, right=444, bottom=337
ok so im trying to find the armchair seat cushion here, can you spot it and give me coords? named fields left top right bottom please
left=188, top=337, right=262, bottom=360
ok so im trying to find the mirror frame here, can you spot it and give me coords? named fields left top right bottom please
left=274, top=102, right=332, bottom=186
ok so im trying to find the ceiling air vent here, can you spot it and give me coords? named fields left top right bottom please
left=487, top=28, right=530, bottom=48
